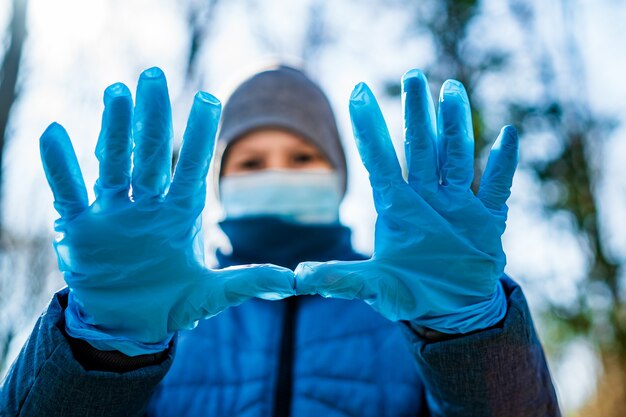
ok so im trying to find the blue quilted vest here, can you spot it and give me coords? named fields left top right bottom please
left=148, top=296, right=425, bottom=416
left=148, top=219, right=426, bottom=416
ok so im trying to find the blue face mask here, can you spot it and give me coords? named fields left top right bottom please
left=220, top=170, right=342, bottom=224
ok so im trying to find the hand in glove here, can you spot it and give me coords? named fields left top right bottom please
left=296, top=69, right=518, bottom=334
left=41, top=68, right=295, bottom=356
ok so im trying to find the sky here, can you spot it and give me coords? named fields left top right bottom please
left=1, top=0, right=626, bottom=412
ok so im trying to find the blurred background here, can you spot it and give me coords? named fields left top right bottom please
left=0, top=0, right=625, bottom=415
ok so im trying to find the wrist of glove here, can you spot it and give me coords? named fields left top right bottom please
left=63, top=322, right=171, bottom=372
left=408, top=279, right=507, bottom=335
left=64, top=293, right=174, bottom=356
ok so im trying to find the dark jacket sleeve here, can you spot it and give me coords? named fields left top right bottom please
left=0, top=288, right=173, bottom=417
left=400, top=276, right=561, bottom=417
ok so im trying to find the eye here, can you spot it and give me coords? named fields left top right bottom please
left=237, top=158, right=264, bottom=171
left=293, top=153, right=313, bottom=163
left=292, top=152, right=319, bottom=165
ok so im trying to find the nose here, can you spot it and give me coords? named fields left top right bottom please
left=265, top=153, right=293, bottom=170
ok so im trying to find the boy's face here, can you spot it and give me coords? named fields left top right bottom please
left=221, top=129, right=333, bottom=176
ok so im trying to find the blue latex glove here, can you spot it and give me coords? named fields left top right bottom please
left=40, top=68, right=295, bottom=356
left=296, top=69, right=518, bottom=334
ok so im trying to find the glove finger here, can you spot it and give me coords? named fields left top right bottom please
left=350, top=83, right=404, bottom=195
left=477, top=125, right=519, bottom=210
left=437, top=80, right=474, bottom=190
left=170, top=265, right=293, bottom=330
left=296, top=261, right=420, bottom=321
left=131, top=67, right=173, bottom=201
left=402, top=69, right=439, bottom=195
left=217, top=264, right=296, bottom=305
left=295, top=260, right=373, bottom=300
left=94, top=83, right=133, bottom=199
left=40, top=123, right=88, bottom=220
left=168, top=91, right=221, bottom=210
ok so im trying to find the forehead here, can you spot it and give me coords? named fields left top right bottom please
left=227, top=129, right=321, bottom=155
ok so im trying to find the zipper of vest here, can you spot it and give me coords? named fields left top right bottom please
left=273, top=297, right=298, bottom=417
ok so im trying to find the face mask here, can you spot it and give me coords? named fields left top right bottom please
left=220, top=170, right=342, bottom=224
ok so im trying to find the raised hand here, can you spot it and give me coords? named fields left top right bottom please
left=295, top=69, right=518, bottom=334
left=40, top=68, right=295, bottom=356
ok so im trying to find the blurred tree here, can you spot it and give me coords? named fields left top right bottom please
left=0, top=0, right=27, bottom=237
left=0, top=0, right=28, bottom=375
left=184, top=0, right=222, bottom=90
left=245, top=0, right=334, bottom=74
left=300, top=0, right=333, bottom=70
left=505, top=1, right=624, bottom=415
left=170, top=0, right=223, bottom=168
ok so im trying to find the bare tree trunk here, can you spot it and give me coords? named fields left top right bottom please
left=0, top=0, right=28, bottom=238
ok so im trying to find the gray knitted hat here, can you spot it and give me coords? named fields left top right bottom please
left=217, top=65, right=347, bottom=194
